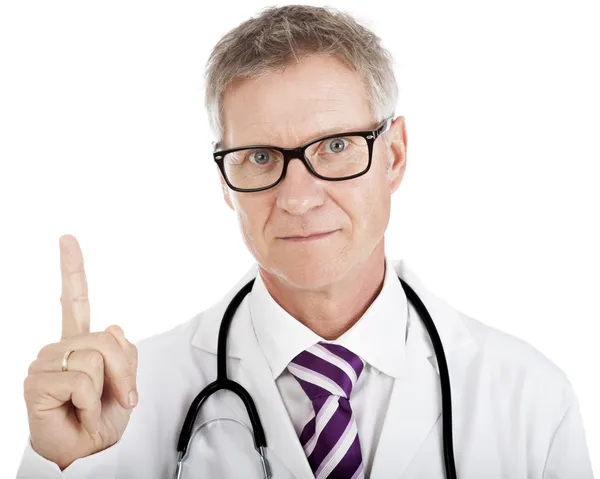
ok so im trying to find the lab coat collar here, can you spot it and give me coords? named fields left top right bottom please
left=190, top=258, right=476, bottom=373
left=190, top=260, right=259, bottom=358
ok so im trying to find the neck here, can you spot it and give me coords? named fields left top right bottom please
left=258, top=242, right=387, bottom=340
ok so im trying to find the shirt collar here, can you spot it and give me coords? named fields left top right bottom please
left=249, top=256, right=408, bottom=380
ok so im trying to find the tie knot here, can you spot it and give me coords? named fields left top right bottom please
left=287, top=342, right=365, bottom=401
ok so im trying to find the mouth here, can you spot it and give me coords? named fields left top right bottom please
left=280, top=229, right=339, bottom=242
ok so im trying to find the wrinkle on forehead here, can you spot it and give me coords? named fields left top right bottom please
left=221, top=56, right=372, bottom=150
left=230, top=114, right=364, bottom=149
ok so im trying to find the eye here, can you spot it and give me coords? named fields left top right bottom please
left=248, top=150, right=272, bottom=165
left=324, top=138, right=348, bottom=154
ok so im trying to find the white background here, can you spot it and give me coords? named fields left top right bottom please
left=1, top=0, right=598, bottom=475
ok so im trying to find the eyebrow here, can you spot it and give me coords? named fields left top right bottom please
left=216, top=122, right=365, bottom=151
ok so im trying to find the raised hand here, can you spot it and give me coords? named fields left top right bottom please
left=23, top=234, right=138, bottom=470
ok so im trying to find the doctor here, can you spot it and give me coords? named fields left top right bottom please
left=18, top=4, right=593, bottom=479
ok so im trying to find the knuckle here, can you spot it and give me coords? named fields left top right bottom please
left=72, top=293, right=90, bottom=305
left=27, top=359, right=38, bottom=376
left=96, top=331, right=118, bottom=349
left=23, top=374, right=39, bottom=400
left=84, top=350, right=105, bottom=376
left=72, top=371, right=91, bottom=391
left=92, top=332, right=133, bottom=382
left=37, top=343, right=56, bottom=359
left=106, top=324, right=124, bottom=337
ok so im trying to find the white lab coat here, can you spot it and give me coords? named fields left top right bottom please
left=17, top=259, right=594, bottom=479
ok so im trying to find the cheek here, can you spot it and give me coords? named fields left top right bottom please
left=361, top=189, right=390, bottom=230
left=350, top=163, right=391, bottom=234
left=233, top=196, right=270, bottom=245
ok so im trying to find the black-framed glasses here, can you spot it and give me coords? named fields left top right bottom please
left=213, top=117, right=392, bottom=193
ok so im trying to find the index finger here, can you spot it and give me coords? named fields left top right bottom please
left=60, top=234, right=91, bottom=339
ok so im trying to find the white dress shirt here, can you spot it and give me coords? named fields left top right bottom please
left=249, top=256, right=407, bottom=477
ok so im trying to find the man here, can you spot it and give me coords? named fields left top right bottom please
left=17, top=5, right=593, bottom=479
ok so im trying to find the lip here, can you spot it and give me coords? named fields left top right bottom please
left=280, top=229, right=339, bottom=242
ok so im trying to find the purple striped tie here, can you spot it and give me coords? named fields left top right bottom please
left=287, top=342, right=365, bottom=479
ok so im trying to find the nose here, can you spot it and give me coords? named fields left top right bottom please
left=275, top=157, right=325, bottom=215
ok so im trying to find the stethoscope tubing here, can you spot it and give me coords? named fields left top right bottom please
left=176, top=275, right=457, bottom=479
left=400, top=278, right=457, bottom=479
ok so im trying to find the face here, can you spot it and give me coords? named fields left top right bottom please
left=218, top=54, right=407, bottom=290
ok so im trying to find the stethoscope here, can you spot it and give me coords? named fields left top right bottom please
left=175, top=275, right=457, bottom=479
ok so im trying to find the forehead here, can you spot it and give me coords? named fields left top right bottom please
left=221, top=55, right=373, bottom=149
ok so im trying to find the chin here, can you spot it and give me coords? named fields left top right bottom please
left=266, top=249, right=352, bottom=290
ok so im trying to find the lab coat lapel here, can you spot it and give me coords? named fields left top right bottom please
left=370, top=260, right=477, bottom=478
left=191, top=260, right=477, bottom=478
left=370, top=347, right=441, bottom=478
left=191, top=263, right=313, bottom=479
left=235, top=314, right=315, bottom=478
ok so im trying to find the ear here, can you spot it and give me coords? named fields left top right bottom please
left=217, top=165, right=235, bottom=211
left=386, top=116, right=408, bottom=195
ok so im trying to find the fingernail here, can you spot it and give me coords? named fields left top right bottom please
left=129, top=389, right=138, bottom=407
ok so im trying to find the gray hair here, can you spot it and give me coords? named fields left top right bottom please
left=204, top=4, right=399, bottom=143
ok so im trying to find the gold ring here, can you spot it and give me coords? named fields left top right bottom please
left=61, top=349, right=75, bottom=372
